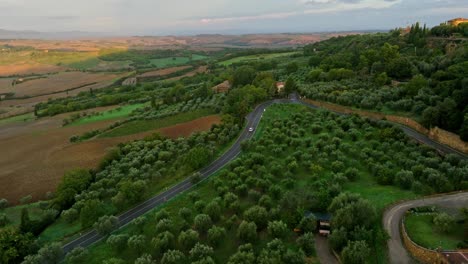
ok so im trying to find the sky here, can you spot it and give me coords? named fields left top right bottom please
left=0, top=0, right=467, bottom=35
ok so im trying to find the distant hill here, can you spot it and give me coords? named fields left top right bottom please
left=0, top=29, right=109, bottom=40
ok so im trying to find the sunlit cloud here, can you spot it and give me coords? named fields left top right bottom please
left=198, top=0, right=401, bottom=24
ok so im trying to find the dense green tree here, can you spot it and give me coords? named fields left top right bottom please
left=0, top=228, right=36, bottom=264
left=232, top=66, right=256, bottom=87
left=127, top=235, right=146, bottom=254
left=94, top=215, right=119, bottom=236
left=237, top=221, right=257, bottom=243
left=178, top=229, right=199, bottom=251
left=134, top=254, right=155, bottom=264
left=285, top=62, right=299, bottom=74
left=65, top=247, right=89, bottom=264
left=298, top=216, right=317, bottom=233
left=433, top=212, right=455, bottom=233
left=0, top=199, right=8, bottom=209
left=204, top=201, right=222, bottom=222
left=284, top=77, right=297, bottom=94
left=22, top=243, right=62, bottom=264
left=267, top=220, right=288, bottom=239
left=341, top=240, right=371, bottom=264
left=53, top=169, right=92, bottom=210
left=207, top=226, right=226, bottom=247
left=161, top=249, right=185, bottom=264
left=189, top=243, right=214, bottom=261
left=152, top=231, right=175, bottom=254
left=227, top=244, right=256, bottom=264
left=106, top=234, right=129, bottom=251
left=296, top=232, right=315, bottom=256
left=80, top=199, right=106, bottom=228
left=194, top=214, right=212, bottom=234
left=244, top=205, right=269, bottom=229
left=185, top=147, right=212, bottom=170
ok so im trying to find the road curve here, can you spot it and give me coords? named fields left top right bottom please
left=383, top=192, right=468, bottom=264
left=62, top=96, right=467, bottom=257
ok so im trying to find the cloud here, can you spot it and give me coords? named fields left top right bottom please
left=47, top=16, right=77, bottom=20
left=199, top=0, right=401, bottom=25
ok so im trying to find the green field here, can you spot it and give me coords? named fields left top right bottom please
left=344, top=171, right=419, bottom=212
left=32, top=51, right=98, bottom=66
left=68, top=58, right=132, bottom=71
left=405, top=213, right=464, bottom=250
left=69, top=104, right=146, bottom=126
left=150, top=54, right=208, bottom=68
left=98, top=108, right=216, bottom=138
left=1, top=202, right=45, bottom=228
left=0, top=113, right=35, bottom=126
left=218, top=52, right=298, bottom=66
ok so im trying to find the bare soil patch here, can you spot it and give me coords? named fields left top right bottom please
left=138, top=66, right=191, bottom=78
left=0, top=72, right=123, bottom=98
left=0, top=72, right=127, bottom=119
left=0, top=63, right=67, bottom=77
left=165, top=66, right=208, bottom=82
left=158, top=115, right=221, bottom=138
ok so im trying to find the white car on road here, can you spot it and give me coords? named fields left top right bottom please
left=248, top=127, right=254, bottom=132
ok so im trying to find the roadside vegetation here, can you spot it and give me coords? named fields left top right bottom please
left=296, top=22, right=468, bottom=140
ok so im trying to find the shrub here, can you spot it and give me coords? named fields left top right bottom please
left=94, top=215, right=119, bottom=236
left=433, top=212, right=455, bottom=233
left=207, top=226, right=226, bottom=247
left=61, top=208, right=78, bottom=224
left=0, top=198, right=8, bottom=209
left=268, top=220, right=288, bottom=239
left=297, top=232, right=315, bottom=256
left=178, top=229, right=199, bottom=251
left=107, top=234, right=129, bottom=251
left=237, top=221, right=257, bottom=243
left=341, top=240, right=370, bottom=264
left=194, top=214, right=212, bottom=234
left=65, top=247, right=89, bottom=264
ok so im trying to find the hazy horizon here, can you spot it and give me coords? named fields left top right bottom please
left=0, top=0, right=467, bottom=36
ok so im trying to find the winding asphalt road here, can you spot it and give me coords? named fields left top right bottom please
left=62, top=95, right=467, bottom=262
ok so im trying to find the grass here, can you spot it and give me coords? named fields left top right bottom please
left=99, top=108, right=216, bottom=138
left=1, top=202, right=45, bottom=227
left=0, top=112, right=35, bottom=126
left=150, top=54, right=208, bottom=68
left=218, top=52, right=298, bottom=66
left=344, top=171, right=419, bottom=212
left=68, top=58, right=132, bottom=71
left=38, top=218, right=82, bottom=244
left=405, top=213, right=464, bottom=250
left=32, top=51, right=98, bottom=66
left=69, top=103, right=146, bottom=126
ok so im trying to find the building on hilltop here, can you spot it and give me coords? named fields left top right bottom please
left=447, top=18, right=468, bottom=26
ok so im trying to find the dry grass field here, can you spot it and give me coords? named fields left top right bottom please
left=137, top=65, right=191, bottom=78
left=165, top=66, right=208, bottom=81
left=0, top=72, right=128, bottom=118
left=0, top=63, right=67, bottom=77
left=0, top=72, right=124, bottom=98
left=0, top=113, right=221, bottom=204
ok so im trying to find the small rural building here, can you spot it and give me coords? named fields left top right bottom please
left=276, top=82, right=285, bottom=93
left=212, top=80, right=231, bottom=93
left=447, top=18, right=468, bottom=26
